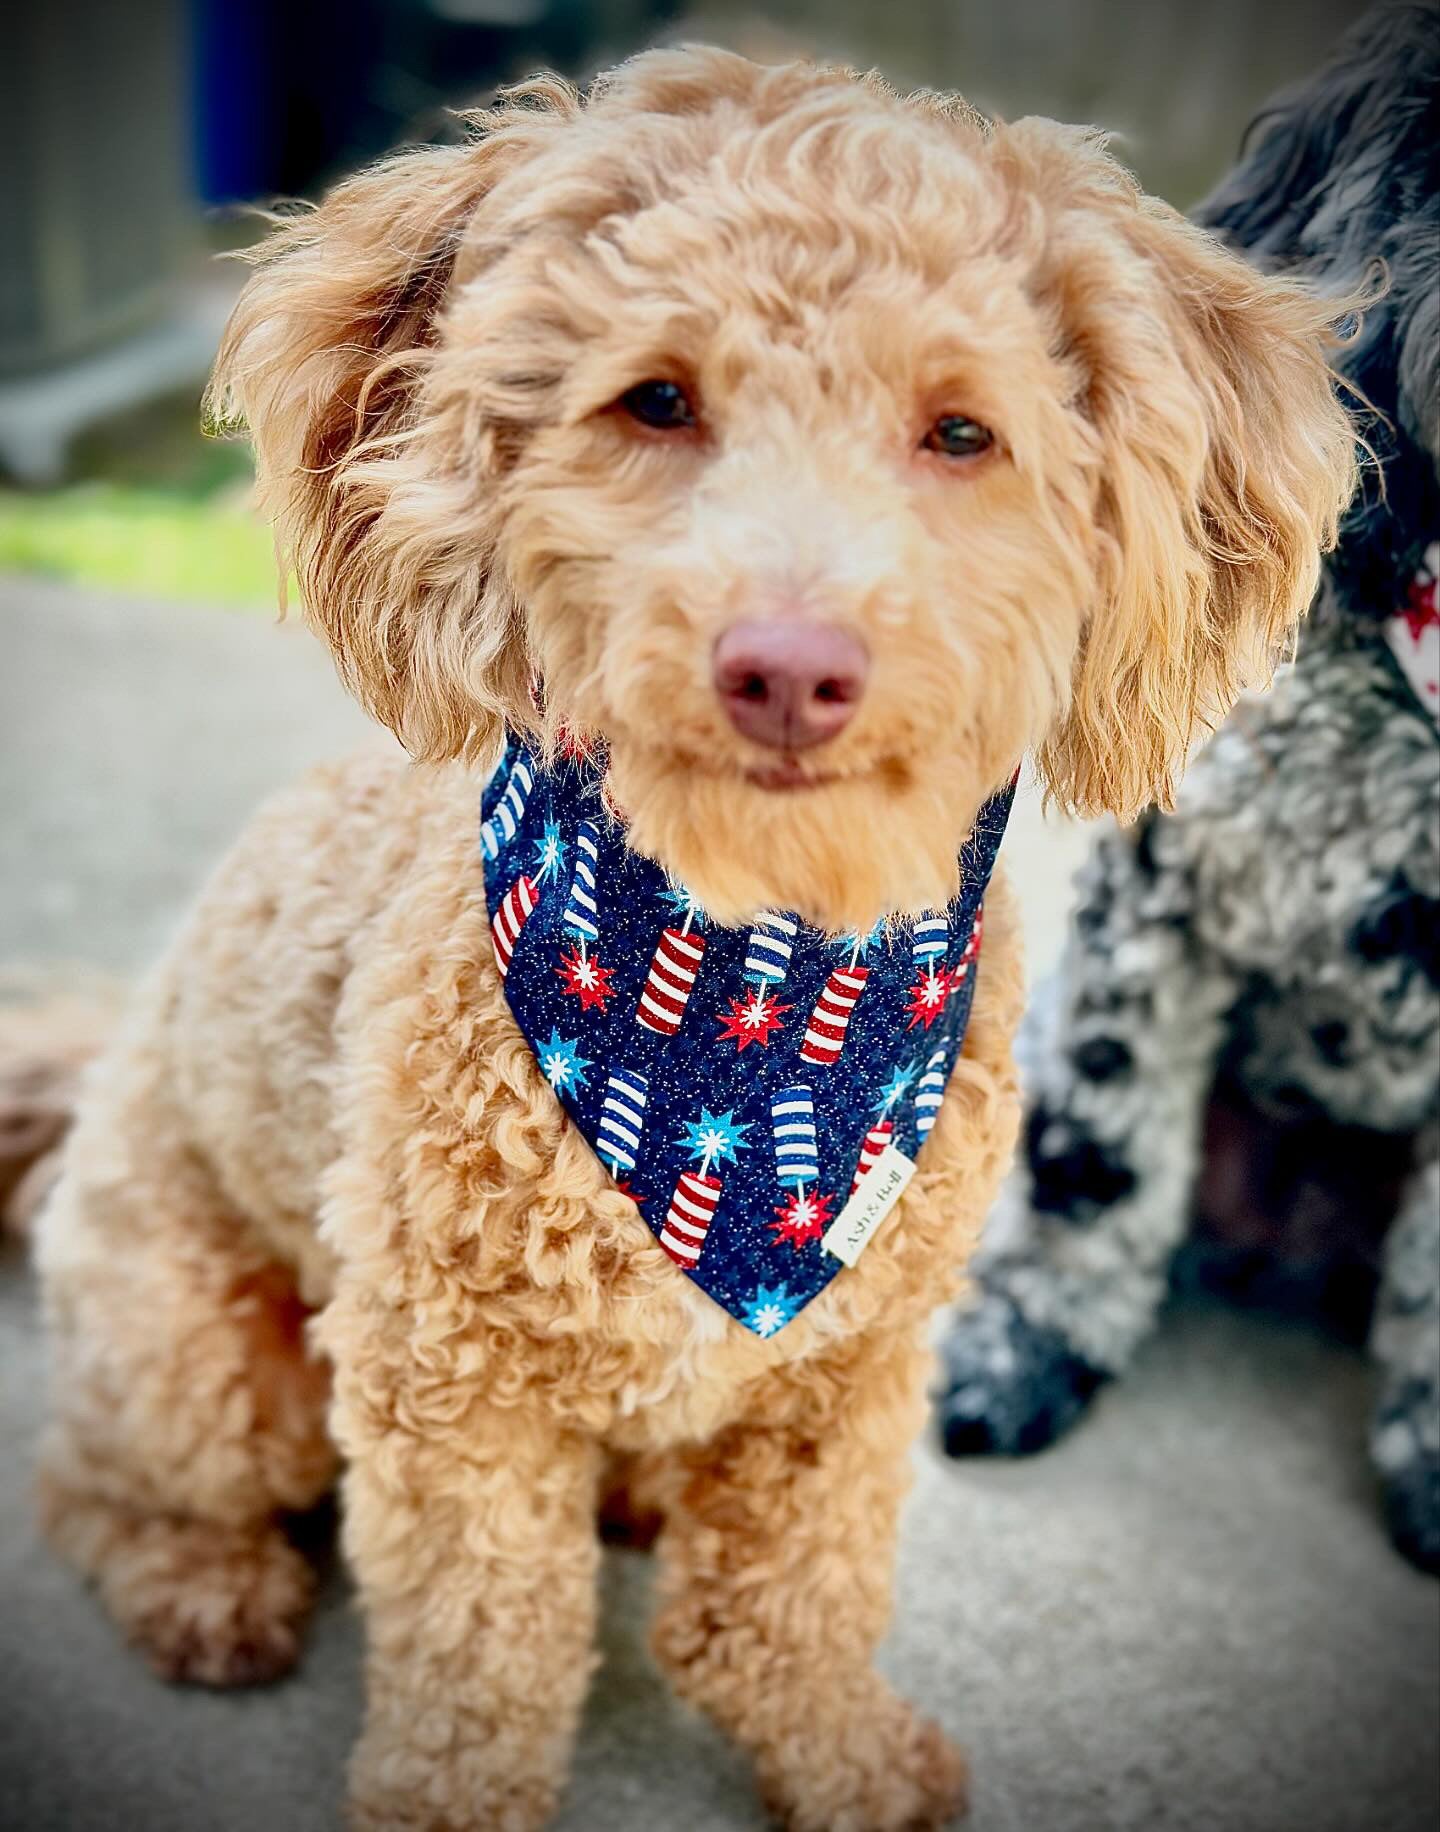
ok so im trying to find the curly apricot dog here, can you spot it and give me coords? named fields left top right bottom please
left=35, top=47, right=1355, bottom=1832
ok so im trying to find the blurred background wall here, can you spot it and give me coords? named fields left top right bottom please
left=0, top=0, right=1368, bottom=506
left=693, top=0, right=1371, bottom=203
left=0, top=0, right=1377, bottom=971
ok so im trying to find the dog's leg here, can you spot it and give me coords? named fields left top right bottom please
left=1369, top=1141, right=1440, bottom=1575
left=651, top=1331, right=965, bottom=1832
left=328, top=1288, right=604, bottom=1832
left=937, top=815, right=1238, bottom=1456
left=35, top=1065, right=335, bottom=1685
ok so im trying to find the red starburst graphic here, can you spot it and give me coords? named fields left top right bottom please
left=555, top=945, right=617, bottom=1013
left=715, top=988, right=792, bottom=1051
left=1402, top=572, right=1439, bottom=642
left=613, top=1179, right=646, bottom=1207
left=904, top=967, right=954, bottom=1031
left=769, top=1188, right=835, bottom=1250
left=554, top=722, right=586, bottom=759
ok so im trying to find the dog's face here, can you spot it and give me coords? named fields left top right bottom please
left=213, top=50, right=1356, bottom=931
left=472, top=111, right=1094, bottom=929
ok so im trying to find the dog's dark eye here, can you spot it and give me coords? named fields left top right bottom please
left=924, top=416, right=994, bottom=459
left=620, top=380, right=697, bottom=431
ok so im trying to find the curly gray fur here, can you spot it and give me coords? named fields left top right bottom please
left=938, top=0, right=1440, bottom=1573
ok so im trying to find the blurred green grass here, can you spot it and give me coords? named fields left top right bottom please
left=0, top=0, right=1353, bottom=613
left=0, top=485, right=277, bottom=609
left=0, top=386, right=278, bottom=610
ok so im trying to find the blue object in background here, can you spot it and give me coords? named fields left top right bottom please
left=189, top=0, right=681, bottom=207
left=191, top=0, right=275, bottom=205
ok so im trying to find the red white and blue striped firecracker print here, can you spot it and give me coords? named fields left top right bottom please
left=597, top=1064, right=648, bottom=1177
left=849, top=1119, right=894, bottom=1192
left=744, top=911, right=797, bottom=988
left=562, top=819, right=600, bottom=944
left=799, top=964, right=871, bottom=1065
left=951, top=906, right=983, bottom=984
left=913, top=1048, right=947, bottom=1141
left=491, top=874, right=538, bottom=979
left=660, top=1170, right=721, bottom=1265
left=636, top=926, right=707, bottom=1034
left=480, top=752, right=535, bottom=860
left=771, top=1084, right=820, bottom=1187
left=911, top=913, right=948, bottom=968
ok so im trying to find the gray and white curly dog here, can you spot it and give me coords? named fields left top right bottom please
left=937, top=0, right=1440, bottom=1574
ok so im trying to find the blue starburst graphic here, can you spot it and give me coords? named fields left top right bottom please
left=537, top=1028, right=593, bottom=1094
left=658, top=883, right=707, bottom=930
left=744, top=1283, right=797, bottom=1338
left=873, top=1063, right=917, bottom=1118
left=532, top=821, right=567, bottom=884
left=834, top=920, right=887, bottom=962
left=678, top=1108, right=753, bottom=1170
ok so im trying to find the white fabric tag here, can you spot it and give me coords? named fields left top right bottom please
left=821, top=1145, right=916, bottom=1266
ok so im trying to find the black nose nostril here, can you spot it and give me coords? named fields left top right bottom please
left=813, top=679, right=843, bottom=704
left=738, top=673, right=769, bottom=702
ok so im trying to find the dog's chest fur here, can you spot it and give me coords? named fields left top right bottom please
left=165, top=750, right=1005, bottom=1449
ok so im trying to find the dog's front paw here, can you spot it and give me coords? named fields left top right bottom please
left=347, top=1737, right=558, bottom=1832
left=39, top=1477, right=313, bottom=1687
left=763, top=1694, right=968, bottom=1832
left=935, top=1288, right=1105, bottom=1458
left=347, top=1794, right=551, bottom=1832
left=1371, top=1378, right=1440, bottom=1576
left=132, top=1525, right=312, bottom=1688
left=1379, top=1447, right=1440, bottom=1577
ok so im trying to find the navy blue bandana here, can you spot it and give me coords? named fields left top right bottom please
left=481, top=736, right=1013, bottom=1336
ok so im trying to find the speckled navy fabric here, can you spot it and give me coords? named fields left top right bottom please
left=481, top=736, right=1012, bottom=1336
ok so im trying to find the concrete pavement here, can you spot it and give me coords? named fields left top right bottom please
left=1, top=577, right=1435, bottom=1832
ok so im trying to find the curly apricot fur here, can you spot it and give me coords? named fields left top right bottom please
left=38, top=47, right=1355, bottom=1831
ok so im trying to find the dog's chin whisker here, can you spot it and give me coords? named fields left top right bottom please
left=609, top=750, right=981, bottom=933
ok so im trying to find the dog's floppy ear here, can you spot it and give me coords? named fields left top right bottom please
left=207, top=82, right=578, bottom=762
left=1002, top=120, right=1358, bottom=820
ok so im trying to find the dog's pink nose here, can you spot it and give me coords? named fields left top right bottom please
left=712, top=619, right=869, bottom=751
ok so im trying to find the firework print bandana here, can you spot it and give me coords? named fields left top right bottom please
left=481, top=736, right=1013, bottom=1337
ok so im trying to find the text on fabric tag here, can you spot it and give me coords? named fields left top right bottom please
left=821, top=1145, right=916, bottom=1266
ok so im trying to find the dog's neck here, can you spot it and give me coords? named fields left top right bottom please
left=479, top=732, right=1013, bottom=1338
